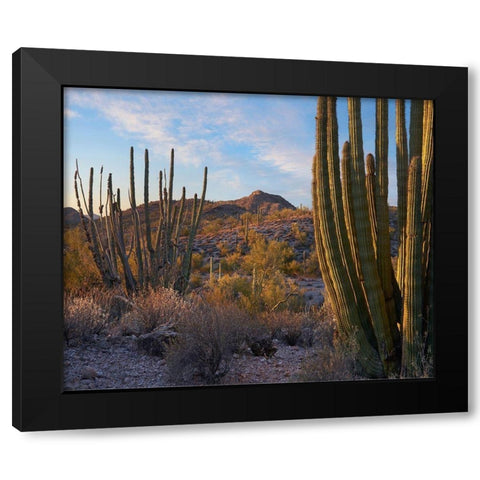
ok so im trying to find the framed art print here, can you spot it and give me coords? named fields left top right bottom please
left=13, top=48, right=468, bottom=431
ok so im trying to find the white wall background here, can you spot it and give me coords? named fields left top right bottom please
left=1, top=1, right=477, bottom=478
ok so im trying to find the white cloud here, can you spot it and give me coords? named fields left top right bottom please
left=65, top=88, right=316, bottom=206
left=64, top=108, right=81, bottom=119
left=208, top=169, right=243, bottom=198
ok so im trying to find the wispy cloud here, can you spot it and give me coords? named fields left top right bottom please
left=66, top=88, right=315, bottom=174
left=64, top=108, right=81, bottom=119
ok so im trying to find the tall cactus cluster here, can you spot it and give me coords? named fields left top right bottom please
left=312, top=96, right=433, bottom=378
left=74, top=147, right=207, bottom=295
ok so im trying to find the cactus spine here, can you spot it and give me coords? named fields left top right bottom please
left=75, top=147, right=207, bottom=294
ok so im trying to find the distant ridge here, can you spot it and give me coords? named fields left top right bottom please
left=63, top=207, right=100, bottom=227
left=64, top=190, right=296, bottom=227
left=204, top=190, right=295, bottom=218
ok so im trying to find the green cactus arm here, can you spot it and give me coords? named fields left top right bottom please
left=409, top=99, right=424, bottom=160
left=173, top=186, right=186, bottom=261
left=314, top=97, right=384, bottom=377
left=401, top=156, right=424, bottom=377
left=154, top=170, right=165, bottom=254
left=341, top=141, right=362, bottom=280
left=375, top=98, right=391, bottom=284
left=326, top=97, right=377, bottom=348
left=129, top=147, right=144, bottom=287
left=421, top=100, right=434, bottom=275
left=396, top=99, right=408, bottom=242
left=395, top=99, right=409, bottom=297
left=108, top=185, right=137, bottom=292
left=144, top=149, right=154, bottom=255
left=365, top=153, right=377, bottom=255
left=375, top=99, right=399, bottom=345
left=421, top=100, right=434, bottom=353
left=347, top=97, right=397, bottom=373
left=106, top=173, right=118, bottom=274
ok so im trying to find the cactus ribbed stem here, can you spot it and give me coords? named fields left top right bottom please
left=421, top=100, right=434, bottom=349
left=365, top=154, right=377, bottom=255
left=348, top=97, right=396, bottom=373
left=396, top=99, right=409, bottom=297
left=311, top=95, right=432, bottom=379
left=129, top=147, right=144, bottom=287
left=375, top=99, right=391, bottom=289
left=401, top=157, right=424, bottom=377
left=327, top=98, right=377, bottom=348
left=375, top=99, right=399, bottom=346
left=341, top=142, right=361, bottom=280
left=312, top=161, right=339, bottom=314
left=314, top=97, right=384, bottom=377
left=144, top=149, right=153, bottom=255
left=409, top=100, right=424, bottom=160
left=421, top=100, right=434, bottom=276
left=396, top=100, right=408, bottom=241
left=76, top=146, right=207, bottom=295
left=106, top=174, right=118, bottom=273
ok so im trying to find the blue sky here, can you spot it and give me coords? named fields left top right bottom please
left=64, top=88, right=411, bottom=211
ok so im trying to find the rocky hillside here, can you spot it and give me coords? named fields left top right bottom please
left=64, top=190, right=296, bottom=227
left=207, top=190, right=295, bottom=217
left=64, top=207, right=81, bottom=227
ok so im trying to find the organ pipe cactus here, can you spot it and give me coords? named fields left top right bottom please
left=400, top=156, right=423, bottom=376
left=395, top=99, right=409, bottom=294
left=74, top=147, right=207, bottom=295
left=312, top=96, right=434, bottom=378
left=365, top=154, right=377, bottom=254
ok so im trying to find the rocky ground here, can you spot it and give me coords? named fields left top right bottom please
left=63, top=208, right=398, bottom=392
left=193, top=209, right=398, bottom=264
left=63, top=335, right=310, bottom=391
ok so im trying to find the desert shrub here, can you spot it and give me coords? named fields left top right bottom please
left=205, top=268, right=304, bottom=314
left=296, top=346, right=359, bottom=382
left=63, top=227, right=103, bottom=293
left=64, top=294, right=107, bottom=344
left=190, top=252, right=204, bottom=272
left=189, top=272, right=203, bottom=289
left=217, top=241, right=231, bottom=257
left=113, top=287, right=192, bottom=335
left=260, top=311, right=318, bottom=347
left=294, top=304, right=367, bottom=381
left=254, top=271, right=305, bottom=312
left=304, top=250, right=320, bottom=276
left=206, top=273, right=251, bottom=305
left=283, top=259, right=303, bottom=276
left=165, top=303, right=248, bottom=385
left=220, top=251, right=243, bottom=273
left=291, top=222, right=308, bottom=246
left=200, top=218, right=225, bottom=235
left=243, top=236, right=296, bottom=277
left=264, top=208, right=299, bottom=221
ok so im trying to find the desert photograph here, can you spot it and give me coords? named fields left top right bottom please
left=63, top=88, right=433, bottom=390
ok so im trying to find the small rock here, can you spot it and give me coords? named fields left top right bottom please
left=136, top=328, right=177, bottom=357
left=81, top=366, right=98, bottom=379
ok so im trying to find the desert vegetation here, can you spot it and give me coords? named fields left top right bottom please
left=64, top=95, right=433, bottom=390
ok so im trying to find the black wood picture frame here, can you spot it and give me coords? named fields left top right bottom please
left=12, top=48, right=468, bottom=431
